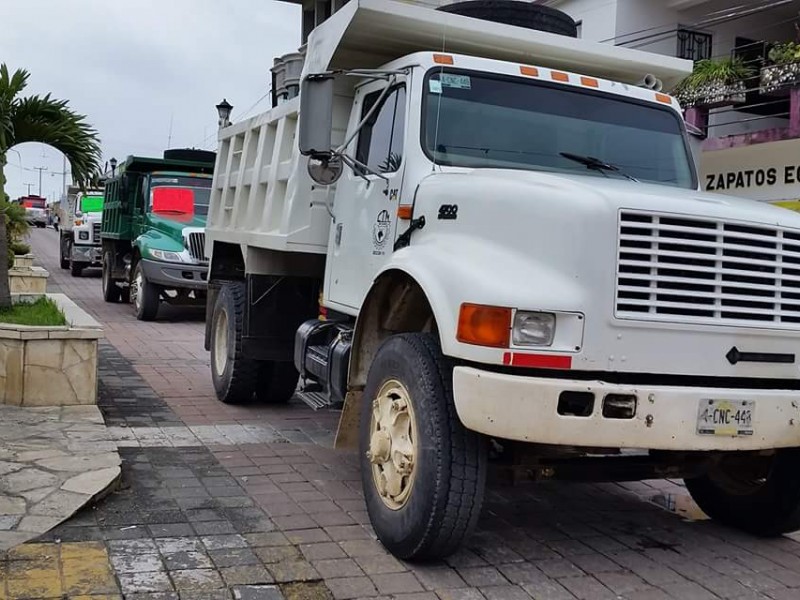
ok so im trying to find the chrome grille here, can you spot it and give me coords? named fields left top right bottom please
left=616, top=210, right=800, bottom=329
left=92, top=222, right=101, bottom=245
left=186, top=231, right=206, bottom=262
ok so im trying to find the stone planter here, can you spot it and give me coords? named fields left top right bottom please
left=676, top=81, right=747, bottom=109
left=12, top=254, right=34, bottom=268
left=8, top=266, right=48, bottom=294
left=0, top=293, right=103, bottom=406
left=760, top=62, right=800, bottom=95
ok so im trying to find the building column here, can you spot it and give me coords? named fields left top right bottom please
left=790, top=87, right=800, bottom=137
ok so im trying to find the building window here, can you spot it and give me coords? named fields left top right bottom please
left=677, top=28, right=712, bottom=62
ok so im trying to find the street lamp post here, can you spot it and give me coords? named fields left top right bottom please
left=216, top=99, right=233, bottom=129
left=110, top=157, right=117, bottom=176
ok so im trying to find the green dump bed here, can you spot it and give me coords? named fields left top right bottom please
left=101, top=154, right=215, bottom=241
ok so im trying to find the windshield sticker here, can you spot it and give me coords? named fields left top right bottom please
left=429, top=79, right=442, bottom=94
left=440, top=74, right=471, bottom=89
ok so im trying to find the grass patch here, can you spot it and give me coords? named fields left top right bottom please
left=0, top=297, right=67, bottom=326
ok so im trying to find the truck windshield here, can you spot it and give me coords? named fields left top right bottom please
left=80, top=195, right=103, bottom=213
left=423, top=69, right=695, bottom=189
left=149, top=176, right=211, bottom=216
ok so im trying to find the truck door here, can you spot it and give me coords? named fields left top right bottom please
left=325, top=79, right=408, bottom=311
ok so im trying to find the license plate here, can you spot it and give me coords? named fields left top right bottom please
left=697, top=399, right=754, bottom=436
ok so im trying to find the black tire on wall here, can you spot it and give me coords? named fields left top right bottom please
left=437, top=1, right=578, bottom=37
left=210, top=281, right=258, bottom=404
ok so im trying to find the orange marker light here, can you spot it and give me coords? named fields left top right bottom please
left=520, top=66, right=539, bottom=77
left=433, top=54, right=454, bottom=65
left=397, top=205, right=413, bottom=219
left=655, top=93, right=672, bottom=104
left=580, top=77, right=599, bottom=88
left=457, top=304, right=512, bottom=348
left=551, top=71, right=569, bottom=82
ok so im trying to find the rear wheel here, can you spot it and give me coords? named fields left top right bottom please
left=360, top=333, right=487, bottom=560
left=59, top=239, right=69, bottom=270
left=685, top=449, right=800, bottom=536
left=210, top=282, right=257, bottom=404
left=255, top=361, right=299, bottom=404
left=102, top=251, right=121, bottom=303
left=131, top=261, right=159, bottom=321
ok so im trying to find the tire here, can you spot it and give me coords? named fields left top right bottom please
left=102, top=251, right=121, bottom=303
left=70, top=261, right=85, bottom=277
left=360, top=333, right=487, bottom=560
left=59, top=239, right=69, bottom=270
left=255, top=361, right=299, bottom=404
left=131, top=261, right=159, bottom=321
left=685, top=449, right=800, bottom=536
left=437, top=1, right=577, bottom=37
left=210, top=281, right=258, bottom=404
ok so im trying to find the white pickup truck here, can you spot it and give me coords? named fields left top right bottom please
left=205, top=0, right=800, bottom=560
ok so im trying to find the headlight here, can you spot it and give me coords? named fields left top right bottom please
left=512, top=311, right=556, bottom=346
left=149, top=249, right=185, bottom=263
left=78, top=231, right=89, bottom=240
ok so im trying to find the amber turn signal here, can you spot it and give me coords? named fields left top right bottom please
left=457, top=303, right=512, bottom=348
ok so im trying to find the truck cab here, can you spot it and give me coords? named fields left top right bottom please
left=205, top=0, right=800, bottom=561
left=59, top=189, right=105, bottom=276
left=100, top=150, right=215, bottom=320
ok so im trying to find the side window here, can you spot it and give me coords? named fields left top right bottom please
left=356, top=85, right=406, bottom=173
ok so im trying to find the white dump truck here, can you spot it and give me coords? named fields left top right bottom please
left=205, top=0, right=800, bottom=560
left=59, top=185, right=105, bottom=276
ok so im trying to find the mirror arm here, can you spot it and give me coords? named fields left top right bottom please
left=334, top=75, right=397, bottom=155
left=338, top=153, right=389, bottom=182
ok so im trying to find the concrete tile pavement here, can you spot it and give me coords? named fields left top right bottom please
left=19, top=227, right=800, bottom=599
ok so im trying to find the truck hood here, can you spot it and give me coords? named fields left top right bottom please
left=147, top=213, right=206, bottom=239
left=427, top=168, right=800, bottom=228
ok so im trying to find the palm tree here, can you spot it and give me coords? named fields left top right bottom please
left=0, top=64, right=101, bottom=309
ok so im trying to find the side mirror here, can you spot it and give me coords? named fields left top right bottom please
left=685, top=121, right=705, bottom=179
left=299, top=74, right=334, bottom=157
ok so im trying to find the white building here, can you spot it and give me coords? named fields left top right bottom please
left=546, top=0, right=800, bottom=208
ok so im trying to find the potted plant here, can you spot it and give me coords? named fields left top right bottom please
left=761, top=41, right=800, bottom=94
left=673, top=58, right=752, bottom=108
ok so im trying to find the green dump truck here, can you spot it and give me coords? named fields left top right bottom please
left=100, top=149, right=215, bottom=320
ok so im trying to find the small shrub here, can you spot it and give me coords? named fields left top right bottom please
left=768, top=41, right=800, bottom=65
left=0, top=297, right=67, bottom=326
left=10, top=242, right=30, bottom=255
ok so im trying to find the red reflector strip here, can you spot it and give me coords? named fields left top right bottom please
left=503, top=352, right=572, bottom=369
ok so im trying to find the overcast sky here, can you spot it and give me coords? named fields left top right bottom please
left=1, top=0, right=301, bottom=202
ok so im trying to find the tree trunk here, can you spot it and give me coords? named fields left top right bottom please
left=0, top=156, right=11, bottom=310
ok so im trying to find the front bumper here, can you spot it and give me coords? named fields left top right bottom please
left=71, top=244, right=102, bottom=265
left=452, top=366, right=800, bottom=451
left=140, top=258, right=207, bottom=291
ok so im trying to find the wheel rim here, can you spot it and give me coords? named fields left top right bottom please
left=132, top=269, right=142, bottom=312
left=368, top=379, right=418, bottom=510
left=213, top=309, right=229, bottom=377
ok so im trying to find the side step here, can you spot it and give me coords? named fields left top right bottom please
left=296, top=390, right=338, bottom=411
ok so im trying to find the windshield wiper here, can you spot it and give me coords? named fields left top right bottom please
left=559, top=152, right=639, bottom=182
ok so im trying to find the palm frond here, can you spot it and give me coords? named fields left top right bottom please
left=9, top=94, right=102, bottom=185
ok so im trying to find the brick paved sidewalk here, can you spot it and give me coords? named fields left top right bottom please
left=11, top=227, right=800, bottom=600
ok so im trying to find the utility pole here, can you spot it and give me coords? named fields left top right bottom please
left=33, top=166, right=47, bottom=196
left=24, top=183, right=33, bottom=195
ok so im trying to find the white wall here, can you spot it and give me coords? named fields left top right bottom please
left=551, top=0, right=618, bottom=42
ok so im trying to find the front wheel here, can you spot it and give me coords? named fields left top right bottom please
left=59, top=239, right=69, bottom=270
left=360, top=333, right=487, bottom=561
left=685, top=449, right=800, bottom=536
left=70, top=261, right=85, bottom=277
left=131, top=262, right=159, bottom=321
